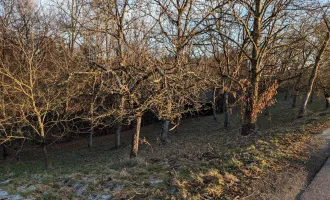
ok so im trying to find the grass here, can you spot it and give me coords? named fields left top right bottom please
left=1, top=93, right=330, bottom=199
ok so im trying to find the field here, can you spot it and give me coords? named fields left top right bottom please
left=1, top=94, right=330, bottom=200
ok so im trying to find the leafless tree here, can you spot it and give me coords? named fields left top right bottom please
left=298, top=9, right=330, bottom=117
left=0, top=0, right=78, bottom=169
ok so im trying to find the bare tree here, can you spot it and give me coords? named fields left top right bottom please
left=0, top=0, right=76, bottom=169
left=216, top=0, right=298, bottom=135
left=151, top=0, right=223, bottom=143
left=298, top=12, right=330, bottom=117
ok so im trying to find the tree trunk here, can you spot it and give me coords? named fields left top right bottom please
left=284, top=90, right=288, bottom=101
left=2, top=144, right=8, bottom=160
left=13, top=139, right=22, bottom=162
left=212, top=88, right=217, bottom=120
left=160, top=100, right=172, bottom=145
left=241, top=93, right=257, bottom=136
left=70, top=0, right=76, bottom=54
left=292, top=94, right=297, bottom=108
left=223, top=91, right=230, bottom=127
left=130, top=113, right=142, bottom=158
left=298, top=29, right=330, bottom=118
left=115, top=122, right=122, bottom=149
left=292, top=73, right=302, bottom=108
left=212, top=106, right=217, bottom=120
left=116, top=96, right=125, bottom=149
left=36, top=112, right=49, bottom=169
left=325, top=93, right=330, bottom=109
left=309, top=90, right=314, bottom=103
left=1, top=75, right=5, bottom=119
left=160, top=120, right=170, bottom=145
left=88, top=120, right=94, bottom=148
left=88, top=132, right=93, bottom=148
left=42, top=139, right=50, bottom=170
left=241, top=0, right=261, bottom=136
left=241, top=119, right=256, bottom=136
left=298, top=81, right=315, bottom=118
left=88, top=99, right=95, bottom=148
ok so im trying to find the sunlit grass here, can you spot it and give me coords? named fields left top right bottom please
left=0, top=93, right=330, bottom=199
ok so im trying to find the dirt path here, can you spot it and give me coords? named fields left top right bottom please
left=250, top=128, right=330, bottom=200
left=298, top=128, right=330, bottom=200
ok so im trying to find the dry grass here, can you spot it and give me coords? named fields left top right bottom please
left=1, top=94, right=330, bottom=199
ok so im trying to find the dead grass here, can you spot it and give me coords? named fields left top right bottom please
left=1, top=94, right=330, bottom=199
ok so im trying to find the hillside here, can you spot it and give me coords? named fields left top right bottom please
left=1, top=95, right=330, bottom=199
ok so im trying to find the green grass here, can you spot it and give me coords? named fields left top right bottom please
left=0, top=93, right=330, bottom=199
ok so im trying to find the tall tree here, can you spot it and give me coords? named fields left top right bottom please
left=298, top=13, right=330, bottom=117
left=0, top=0, right=73, bottom=169
left=218, top=0, right=296, bottom=135
left=152, top=0, right=223, bottom=143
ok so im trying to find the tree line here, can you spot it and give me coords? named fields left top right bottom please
left=1, top=0, right=330, bottom=169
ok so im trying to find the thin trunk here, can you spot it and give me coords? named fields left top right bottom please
left=309, top=90, right=314, bottom=103
left=212, top=106, right=217, bottom=120
left=292, top=73, right=302, bottom=108
left=105, top=18, right=110, bottom=61
left=1, top=75, right=5, bottom=119
left=292, top=95, right=297, bottom=108
left=241, top=0, right=261, bottom=136
left=15, top=139, right=22, bottom=162
left=37, top=112, right=49, bottom=169
left=130, top=113, right=142, bottom=158
left=298, top=29, right=330, bottom=118
left=65, top=86, right=70, bottom=112
left=160, top=100, right=172, bottom=145
left=284, top=90, right=288, bottom=101
left=88, top=100, right=94, bottom=148
left=325, top=93, right=330, bottom=109
left=96, top=18, right=102, bottom=62
left=70, top=0, right=76, bottom=53
left=223, top=91, right=230, bottom=127
left=35, top=112, right=49, bottom=169
left=115, top=96, right=125, bottom=149
left=212, top=88, right=217, bottom=120
left=160, top=120, right=170, bottom=145
left=88, top=122, right=94, bottom=148
left=42, top=139, right=50, bottom=170
left=115, top=122, right=122, bottom=149
left=2, top=144, right=8, bottom=160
